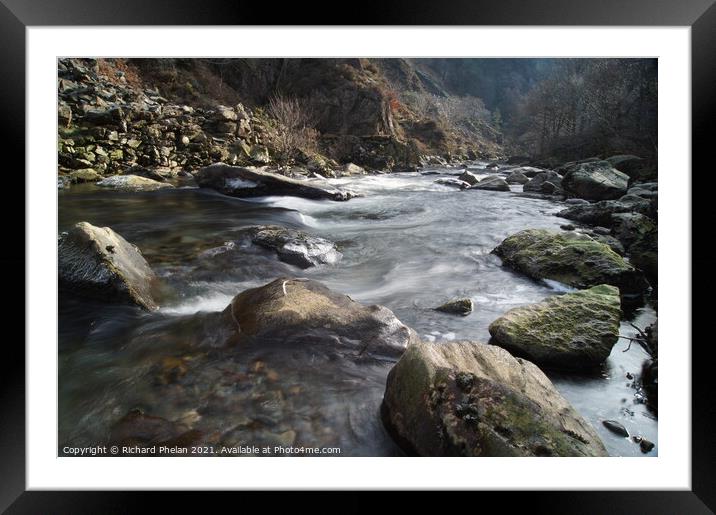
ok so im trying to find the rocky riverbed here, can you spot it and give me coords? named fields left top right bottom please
left=58, top=161, right=657, bottom=457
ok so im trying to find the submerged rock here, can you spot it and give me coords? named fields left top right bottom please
left=435, top=178, right=471, bottom=189
left=470, top=175, right=510, bottom=191
left=435, top=298, right=473, bottom=316
left=195, top=163, right=354, bottom=201
left=241, top=225, right=342, bottom=269
left=561, top=161, right=629, bottom=200
left=602, top=419, right=629, bottom=437
left=97, top=174, right=172, bottom=191
left=488, top=285, right=621, bottom=369
left=224, top=278, right=417, bottom=359
left=493, top=229, right=647, bottom=294
left=58, top=221, right=158, bottom=310
left=381, top=340, right=607, bottom=456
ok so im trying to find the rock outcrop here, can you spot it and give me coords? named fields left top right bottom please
left=58, top=222, right=158, bottom=310
left=488, top=285, right=621, bottom=369
left=493, top=229, right=647, bottom=294
left=381, top=340, right=608, bottom=456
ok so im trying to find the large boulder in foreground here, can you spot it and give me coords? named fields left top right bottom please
left=488, top=285, right=621, bottom=369
left=58, top=222, right=158, bottom=310
left=194, top=163, right=354, bottom=201
left=561, top=161, right=629, bottom=200
left=493, top=229, right=647, bottom=294
left=224, top=278, right=417, bottom=358
left=381, top=340, right=608, bottom=456
left=241, top=225, right=342, bottom=268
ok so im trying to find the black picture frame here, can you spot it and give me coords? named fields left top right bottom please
left=2, top=0, right=712, bottom=512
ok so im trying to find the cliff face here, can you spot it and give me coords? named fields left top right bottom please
left=57, top=58, right=504, bottom=183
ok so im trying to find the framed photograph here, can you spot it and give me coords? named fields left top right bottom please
left=3, top=0, right=712, bottom=511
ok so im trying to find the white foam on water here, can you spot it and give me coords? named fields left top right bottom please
left=159, top=292, right=235, bottom=315
left=542, top=279, right=579, bottom=293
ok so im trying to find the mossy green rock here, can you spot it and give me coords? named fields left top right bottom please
left=435, top=298, right=473, bottom=316
left=488, top=285, right=621, bottom=369
left=381, top=340, right=607, bottom=456
left=493, top=229, right=647, bottom=294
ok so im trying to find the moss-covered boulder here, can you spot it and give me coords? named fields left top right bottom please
left=435, top=298, right=473, bottom=316
left=58, top=222, right=159, bottom=310
left=488, top=285, right=621, bottom=369
left=493, top=229, right=647, bottom=294
left=381, top=340, right=608, bottom=456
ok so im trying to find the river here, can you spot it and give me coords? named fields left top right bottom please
left=58, top=165, right=657, bottom=457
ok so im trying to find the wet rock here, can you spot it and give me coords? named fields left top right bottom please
left=639, top=438, right=655, bottom=453
left=611, top=213, right=657, bottom=281
left=512, top=166, right=544, bottom=178
left=470, top=175, right=510, bottom=191
left=602, top=419, right=629, bottom=437
left=561, top=160, right=629, bottom=200
left=523, top=170, right=563, bottom=194
left=493, top=229, right=647, bottom=294
left=505, top=170, right=530, bottom=184
left=194, top=163, right=354, bottom=201
left=435, top=298, right=473, bottom=316
left=435, top=178, right=471, bottom=189
left=97, top=174, right=173, bottom=191
left=224, top=278, right=418, bottom=359
left=122, top=165, right=174, bottom=183
left=560, top=224, right=576, bottom=231
left=381, top=340, right=608, bottom=456
left=557, top=194, right=653, bottom=227
left=488, top=285, right=621, bottom=369
left=627, top=182, right=658, bottom=200
left=241, top=225, right=342, bottom=269
left=58, top=221, right=158, bottom=310
left=457, top=171, right=480, bottom=186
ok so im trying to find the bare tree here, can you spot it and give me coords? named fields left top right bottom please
left=267, top=93, right=319, bottom=158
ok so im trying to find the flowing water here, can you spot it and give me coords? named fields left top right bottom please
left=58, top=165, right=657, bottom=457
